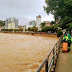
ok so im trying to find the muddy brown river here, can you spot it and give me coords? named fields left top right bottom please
left=0, top=33, right=58, bottom=72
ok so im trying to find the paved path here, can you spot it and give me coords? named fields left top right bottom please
left=55, top=44, right=72, bottom=72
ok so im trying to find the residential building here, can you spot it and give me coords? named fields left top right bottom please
left=29, top=20, right=36, bottom=26
left=44, top=21, right=52, bottom=26
left=18, top=25, right=26, bottom=31
left=5, top=17, right=18, bottom=29
left=36, top=15, right=41, bottom=31
left=18, top=26, right=22, bottom=29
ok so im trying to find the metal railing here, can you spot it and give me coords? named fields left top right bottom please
left=36, top=36, right=63, bottom=72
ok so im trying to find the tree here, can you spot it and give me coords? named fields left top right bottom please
left=9, top=29, right=13, bottom=32
left=66, top=23, right=72, bottom=32
left=0, top=20, right=5, bottom=26
left=32, top=26, right=38, bottom=32
left=51, top=21, right=55, bottom=25
left=44, top=0, right=72, bottom=29
left=41, top=26, right=52, bottom=32
left=28, top=26, right=38, bottom=32
left=19, top=29, right=23, bottom=32
left=28, top=27, right=32, bottom=31
left=40, top=22, right=45, bottom=28
left=66, top=23, right=72, bottom=29
left=41, top=24, right=59, bottom=33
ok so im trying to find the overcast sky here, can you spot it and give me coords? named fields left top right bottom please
left=0, top=0, right=54, bottom=25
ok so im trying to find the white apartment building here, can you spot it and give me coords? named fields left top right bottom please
left=36, top=15, right=41, bottom=31
left=5, top=17, right=18, bottom=29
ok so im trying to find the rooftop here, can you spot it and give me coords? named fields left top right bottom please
left=36, top=15, right=41, bottom=18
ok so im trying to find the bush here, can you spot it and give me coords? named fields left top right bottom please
left=57, top=31, right=63, bottom=37
left=25, top=29, right=28, bottom=31
left=14, top=29, right=17, bottom=32
left=14, top=29, right=23, bottom=32
left=41, top=26, right=51, bottom=32
left=1, top=29, right=5, bottom=31
left=8, top=29, right=13, bottom=32
left=14, top=29, right=19, bottom=32
left=41, top=25, right=58, bottom=33
left=28, top=26, right=38, bottom=32
left=1, top=29, right=13, bottom=32
left=19, top=29, right=23, bottom=32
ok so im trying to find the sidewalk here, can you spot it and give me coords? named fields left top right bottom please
left=55, top=44, right=72, bottom=72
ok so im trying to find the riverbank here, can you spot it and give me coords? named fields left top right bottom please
left=0, top=32, right=57, bottom=38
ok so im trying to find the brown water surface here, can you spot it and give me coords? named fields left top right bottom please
left=0, top=33, right=58, bottom=72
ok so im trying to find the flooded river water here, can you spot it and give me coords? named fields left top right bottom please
left=0, top=33, right=58, bottom=72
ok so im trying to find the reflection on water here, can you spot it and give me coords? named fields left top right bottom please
left=0, top=33, right=58, bottom=72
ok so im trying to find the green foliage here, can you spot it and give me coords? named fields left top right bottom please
left=66, top=23, right=72, bottom=33
left=0, top=20, right=5, bottom=26
left=57, top=31, right=63, bottom=37
left=14, top=29, right=17, bottom=32
left=56, top=29, right=62, bottom=32
left=41, top=26, right=50, bottom=32
left=14, top=29, right=23, bottom=32
left=19, top=29, right=23, bottom=32
left=1, top=29, right=6, bottom=31
left=50, top=26, right=56, bottom=33
left=51, top=21, right=55, bottom=25
left=9, top=29, right=13, bottom=31
left=28, top=27, right=32, bottom=31
left=1, top=29, right=23, bottom=32
left=28, top=26, right=38, bottom=32
left=66, top=23, right=72, bottom=30
left=25, top=29, right=28, bottom=31
left=44, top=0, right=72, bottom=29
left=60, top=16, right=72, bottom=29
left=44, top=0, right=72, bottom=18
left=1, top=29, right=13, bottom=32
left=40, top=22, right=45, bottom=28
left=41, top=24, right=59, bottom=33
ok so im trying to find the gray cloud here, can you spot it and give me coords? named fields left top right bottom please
left=0, top=0, right=45, bottom=16
left=0, top=0, right=54, bottom=25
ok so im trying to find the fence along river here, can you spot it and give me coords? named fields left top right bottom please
left=36, top=36, right=63, bottom=72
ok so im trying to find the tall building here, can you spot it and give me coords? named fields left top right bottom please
left=29, top=20, right=36, bottom=26
left=5, top=17, right=18, bottom=29
left=36, top=15, right=41, bottom=31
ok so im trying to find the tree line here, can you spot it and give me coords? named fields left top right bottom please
left=44, top=0, right=72, bottom=31
left=0, top=20, right=5, bottom=26
left=1, top=29, right=23, bottom=32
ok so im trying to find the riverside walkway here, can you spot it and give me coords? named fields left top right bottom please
left=36, top=35, right=72, bottom=72
left=55, top=44, right=72, bottom=72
